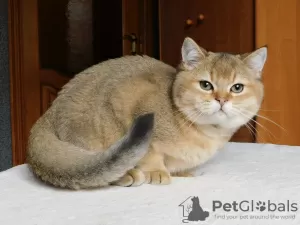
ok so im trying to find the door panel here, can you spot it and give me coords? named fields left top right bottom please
left=40, top=70, right=70, bottom=114
left=159, top=0, right=254, bottom=66
left=159, top=0, right=256, bottom=142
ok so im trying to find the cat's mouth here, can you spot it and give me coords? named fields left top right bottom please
left=211, top=110, right=231, bottom=120
left=215, top=109, right=227, bottom=116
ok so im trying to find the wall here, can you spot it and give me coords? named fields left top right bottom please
left=0, top=0, right=12, bottom=171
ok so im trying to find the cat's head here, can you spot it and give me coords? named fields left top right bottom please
left=173, top=37, right=267, bottom=130
left=191, top=196, right=199, bottom=203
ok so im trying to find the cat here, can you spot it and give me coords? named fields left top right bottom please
left=26, top=37, right=267, bottom=189
left=187, top=197, right=209, bottom=222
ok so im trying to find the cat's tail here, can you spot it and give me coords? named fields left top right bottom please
left=26, top=113, right=154, bottom=189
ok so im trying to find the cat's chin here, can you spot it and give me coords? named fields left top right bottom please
left=194, top=113, right=249, bottom=130
left=213, top=110, right=227, bottom=117
left=180, top=107, right=252, bottom=130
left=218, top=117, right=250, bottom=130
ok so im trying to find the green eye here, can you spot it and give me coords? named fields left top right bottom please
left=230, top=83, right=244, bottom=93
left=199, top=80, right=213, bottom=91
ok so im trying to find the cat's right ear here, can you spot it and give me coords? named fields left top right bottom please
left=181, top=37, right=207, bottom=70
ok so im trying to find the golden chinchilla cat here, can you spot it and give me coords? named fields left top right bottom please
left=27, top=37, right=267, bottom=189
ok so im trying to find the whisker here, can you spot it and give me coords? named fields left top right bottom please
left=245, top=123, right=256, bottom=139
left=255, top=114, right=288, bottom=133
left=188, top=112, right=203, bottom=129
left=238, top=108, right=288, bottom=133
left=232, top=104, right=282, bottom=112
left=172, top=108, right=191, bottom=129
left=246, top=122, right=257, bottom=136
left=180, top=110, right=199, bottom=129
left=230, top=110, right=257, bottom=139
left=230, top=110, right=262, bottom=141
left=258, top=109, right=282, bottom=112
left=231, top=108, right=278, bottom=142
left=246, top=121, right=268, bottom=143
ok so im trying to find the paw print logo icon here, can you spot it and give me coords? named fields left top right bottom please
left=256, top=201, right=266, bottom=212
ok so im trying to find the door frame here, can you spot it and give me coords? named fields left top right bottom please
left=8, top=0, right=40, bottom=166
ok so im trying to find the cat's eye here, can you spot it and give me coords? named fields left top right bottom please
left=230, top=83, right=244, bottom=93
left=199, top=80, right=213, bottom=91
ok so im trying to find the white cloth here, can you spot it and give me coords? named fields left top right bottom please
left=1, top=142, right=300, bottom=225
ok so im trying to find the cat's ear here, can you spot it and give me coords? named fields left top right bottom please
left=243, top=46, right=267, bottom=76
left=181, top=37, right=207, bottom=70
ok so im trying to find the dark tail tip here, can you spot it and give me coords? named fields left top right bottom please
left=129, top=113, right=155, bottom=144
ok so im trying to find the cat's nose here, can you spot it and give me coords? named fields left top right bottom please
left=215, top=98, right=227, bottom=106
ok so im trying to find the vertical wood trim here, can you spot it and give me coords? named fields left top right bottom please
left=8, top=0, right=41, bottom=165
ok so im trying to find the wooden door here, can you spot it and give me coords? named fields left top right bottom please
left=255, top=0, right=300, bottom=146
left=159, top=0, right=255, bottom=142
left=9, top=0, right=156, bottom=165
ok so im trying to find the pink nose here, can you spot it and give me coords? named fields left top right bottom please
left=215, top=98, right=227, bottom=106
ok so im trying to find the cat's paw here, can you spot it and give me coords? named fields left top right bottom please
left=113, top=168, right=145, bottom=187
left=144, top=170, right=171, bottom=185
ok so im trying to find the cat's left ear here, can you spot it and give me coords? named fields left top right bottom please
left=243, top=46, right=267, bottom=77
left=181, top=37, right=207, bottom=70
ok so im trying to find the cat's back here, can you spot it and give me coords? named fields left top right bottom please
left=60, top=55, right=175, bottom=96
left=49, top=55, right=176, bottom=123
left=100, top=55, right=174, bottom=78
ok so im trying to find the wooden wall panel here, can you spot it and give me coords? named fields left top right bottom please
left=255, top=0, right=300, bottom=145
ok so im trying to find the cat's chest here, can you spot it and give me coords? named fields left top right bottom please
left=159, top=129, right=229, bottom=172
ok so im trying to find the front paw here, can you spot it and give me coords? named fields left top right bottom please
left=113, top=168, right=145, bottom=187
left=144, top=170, right=171, bottom=185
